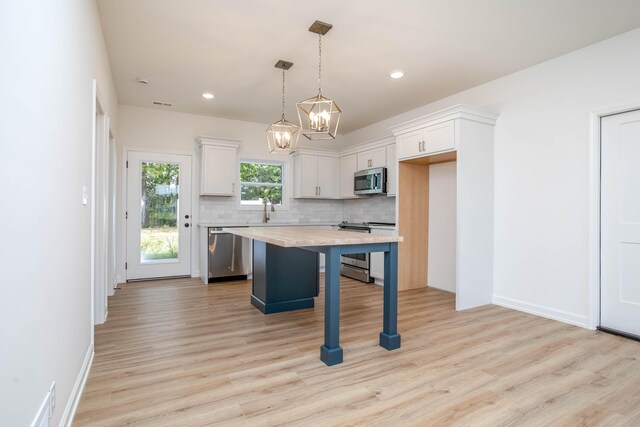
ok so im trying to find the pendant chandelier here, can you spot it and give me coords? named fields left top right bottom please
left=266, top=60, right=300, bottom=154
left=297, top=20, right=341, bottom=140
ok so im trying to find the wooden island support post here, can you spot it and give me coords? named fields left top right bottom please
left=222, top=226, right=403, bottom=366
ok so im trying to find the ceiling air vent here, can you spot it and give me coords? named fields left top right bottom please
left=152, top=101, right=172, bottom=107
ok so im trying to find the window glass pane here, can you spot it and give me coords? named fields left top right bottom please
left=241, top=185, right=282, bottom=205
left=140, top=162, right=179, bottom=262
left=240, top=162, right=282, bottom=184
left=239, top=161, right=284, bottom=205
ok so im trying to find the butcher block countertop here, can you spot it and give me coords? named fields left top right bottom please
left=222, top=226, right=403, bottom=248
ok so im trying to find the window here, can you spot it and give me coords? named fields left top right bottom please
left=239, top=160, right=285, bottom=206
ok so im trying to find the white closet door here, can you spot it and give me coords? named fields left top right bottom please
left=601, top=109, right=640, bottom=337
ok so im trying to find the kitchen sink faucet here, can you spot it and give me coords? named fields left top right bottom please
left=262, top=198, right=275, bottom=223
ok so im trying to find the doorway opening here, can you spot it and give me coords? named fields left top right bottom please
left=398, top=151, right=457, bottom=307
left=92, top=86, right=114, bottom=326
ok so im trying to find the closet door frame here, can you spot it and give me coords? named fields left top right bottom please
left=587, top=100, right=640, bottom=331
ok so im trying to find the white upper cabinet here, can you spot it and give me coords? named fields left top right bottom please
left=357, top=147, right=386, bottom=171
left=316, top=156, right=336, bottom=198
left=340, top=154, right=357, bottom=198
left=198, top=137, right=240, bottom=196
left=386, top=144, right=397, bottom=196
left=293, top=152, right=338, bottom=199
left=396, top=120, right=455, bottom=161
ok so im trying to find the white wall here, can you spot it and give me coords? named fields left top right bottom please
left=345, top=28, right=640, bottom=327
left=428, top=162, right=457, bottom=293
left=115, top=105, right=350, bottom=280
left=0, top=0, right=118, bottom=425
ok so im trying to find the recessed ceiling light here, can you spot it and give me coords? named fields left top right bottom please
left=202, top=93, right=214, bottom=99
left=390, top=70, right=404, bottom=79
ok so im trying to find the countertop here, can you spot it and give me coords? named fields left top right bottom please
left=199, top=222, right=396, bottom=230
left=222, top=226, right=403, bottom=248
left=199, top=222, right=338, bottom=228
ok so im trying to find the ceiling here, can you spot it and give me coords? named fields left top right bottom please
left=97, top=0, right=640, bottom=134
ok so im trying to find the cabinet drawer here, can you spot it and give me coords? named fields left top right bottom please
left=423, top=120, right=455, bottom=154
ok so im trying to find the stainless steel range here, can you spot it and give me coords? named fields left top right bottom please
left=337, top=221, right=395, bottom=283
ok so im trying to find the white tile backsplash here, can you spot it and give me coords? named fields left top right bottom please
left=199, top=196, right=395, bottom=225
left=342, top=196, right=396, bottom=224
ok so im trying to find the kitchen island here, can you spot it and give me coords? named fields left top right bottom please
left=223, top=226, right=403, bottom=366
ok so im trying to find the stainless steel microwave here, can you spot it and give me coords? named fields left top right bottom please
left=354, top=167, right=387, bottom=195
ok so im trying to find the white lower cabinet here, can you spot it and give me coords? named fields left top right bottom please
left=370, top=228, right=395, bottom=282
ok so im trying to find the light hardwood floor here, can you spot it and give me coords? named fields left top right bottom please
left=75, top=277, right=640, bottom=426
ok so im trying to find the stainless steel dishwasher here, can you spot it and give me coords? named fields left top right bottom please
left=208, top=227, right=251, bottom=282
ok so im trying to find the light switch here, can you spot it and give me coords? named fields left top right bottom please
left=82, top=186, right=89, bottom=205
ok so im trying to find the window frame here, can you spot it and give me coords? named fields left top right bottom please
left=236, top=158, right=289, bottom=211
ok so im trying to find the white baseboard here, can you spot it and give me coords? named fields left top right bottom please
left=492, top=295, right=588, bottom=328
left=61, top=344, right=94, bottom=427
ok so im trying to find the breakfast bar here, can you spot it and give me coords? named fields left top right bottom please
left=223, top=226, right=403, bottom=366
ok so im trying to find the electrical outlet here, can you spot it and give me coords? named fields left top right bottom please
left=49, top=382, right=56, bottom=417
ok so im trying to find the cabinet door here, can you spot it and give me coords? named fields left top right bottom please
left=316, top=156, right=336, bottom=198
left=423, top=120, right=455, bottom=154
left=369, top=147, right=387, bottom=168
left=386, top=144, right=397, bottom=196
left=201, top=145, right=236, bottom=195
left=298, top=155, right=319, bottom=197
left=357, top=147, right=387, bottom=171
left=396, top=130, right=423, bottom=160
left=340, top=154, right=357, bottom=198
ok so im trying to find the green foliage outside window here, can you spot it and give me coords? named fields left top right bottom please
left=240, top=162, right=283, bottom=204
left=141, top=162, right=179, bottom=228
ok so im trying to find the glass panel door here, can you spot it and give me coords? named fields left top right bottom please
left=126, top=151, right=192, bottom=280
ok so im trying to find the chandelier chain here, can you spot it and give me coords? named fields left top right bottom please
left=281, top=68, right=286, bottom=120
left=318, top=34, right=322, bottom=95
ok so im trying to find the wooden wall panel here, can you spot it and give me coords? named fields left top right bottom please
left=398, top=162, right=429, bottom=291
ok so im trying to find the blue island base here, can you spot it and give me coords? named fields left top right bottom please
left=379, top=332, right=402, bottom=350
left=250, top=294, right=314, bottom=314
left=320, top=345, right=343, bottom=366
